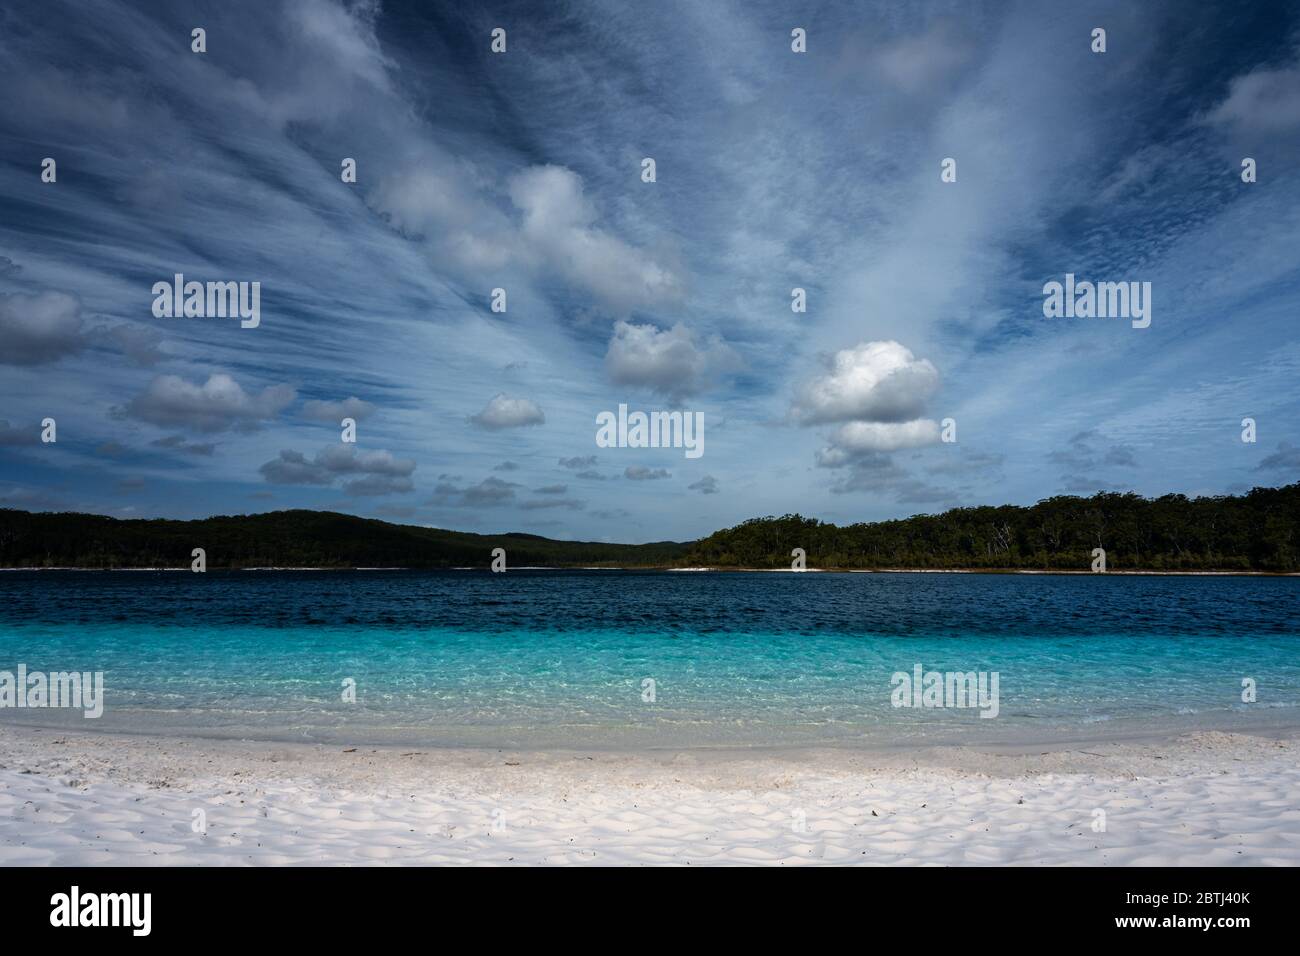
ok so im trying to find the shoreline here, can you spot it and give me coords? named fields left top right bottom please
left=668, top=567, right=1300, bottom=576
left=3, top=723, right=1297, bottom=865
left=6, top=707, right=1300, bottom=754
left=5, top=716, right=1300, bottom=761
left=4, top=566, right=1298, bottom=575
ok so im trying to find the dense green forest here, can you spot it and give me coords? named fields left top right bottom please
left=2, top=482, right=1298, bottom=570
left=686, top=484, right=1300, bottom=571
left=0, top=509, right=689, bottom=569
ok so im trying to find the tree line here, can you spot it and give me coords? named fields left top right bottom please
left=684, top=484, right=1300, bottom=571
left=2, top=483, right=1298, bottom=571
left=0, top=508, right=689, bottom=569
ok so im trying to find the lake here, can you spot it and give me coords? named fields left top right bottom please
left=1, top=570, right=1297, bottom=749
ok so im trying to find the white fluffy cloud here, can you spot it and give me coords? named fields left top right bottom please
left=605, top=320, right=737, bottom=402
left=816, top=420, right=941, bottom=464
left=793, top=341, right=939, bottom=425
left=125, top=373, right=295, bottom=433
left=469, top=393, right=545, bottom=429
left=794, top=341, right=944, bottom=468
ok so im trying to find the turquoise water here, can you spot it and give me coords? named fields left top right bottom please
left=1, top=570, right=1297, bottom=748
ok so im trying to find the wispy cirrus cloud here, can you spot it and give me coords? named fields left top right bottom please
left=0, top=0, right=1297, bottom=541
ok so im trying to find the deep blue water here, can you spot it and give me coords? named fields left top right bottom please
left=0, top=570, right=1297, bottom=748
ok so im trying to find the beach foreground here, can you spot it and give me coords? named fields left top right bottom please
left=1, top=726, right=1297, bottom=866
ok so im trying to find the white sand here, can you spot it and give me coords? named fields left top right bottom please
left=1, top=725, right=1297, bottom=865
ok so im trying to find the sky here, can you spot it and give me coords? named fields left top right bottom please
left=1, top=0, right=1299, bottom=543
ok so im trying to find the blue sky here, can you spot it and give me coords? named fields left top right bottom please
left=2, top=0, right=1299, bottom=542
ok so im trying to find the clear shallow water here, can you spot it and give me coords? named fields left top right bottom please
left=0, top=570, right=1297, bottom=749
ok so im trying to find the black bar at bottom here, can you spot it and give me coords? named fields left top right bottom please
left=0, top=865, right=1284, bottom=942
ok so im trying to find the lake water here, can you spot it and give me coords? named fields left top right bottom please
left=1, top=570, right=1297, bottom=749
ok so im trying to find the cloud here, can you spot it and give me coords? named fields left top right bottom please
left=93, top=323, right=164, bottom=366
left=0, top=292, right=86, bottom=366
left=125, top=373, right=295, bottom=433
left=867, top=21, right=977, bottom=99
left=423, top=475, right=523, bottom=508
left=151, top=435, right=216, bottom=456
left=687, top=475, right=719, bottom=494
left=459, top=477, right=517, bottom=506
left=288, top=0, right=397, bottom=96
left=1047, top=430, right=1139, bottom=488
left=493, top=460, right=521, bottom=471
left=6, top=0, right=1294, bottom=537
left=302, top=396, right=377, bottom=422
left=625, top=465, right=671, bottom=480
left=369, top=159, right=515, bottom=272
left=0, top=484, right=67, bottom=511
left=343, top=475, right=415, bottom=496
left=1046, top=430, right=1140, bottom=493
left=0, top=294, right=162, bottom=368
left=371, top=160, right=680, bottom=309
left=508, top=165, right=683, bottom=310
left=816, top=420, right=941, bottom=463
left=469, top=393, right=545, bottom=429
left=826, top=452, right=960, bottom=507
left=795, top=341, right=943, bottom=468
left=533, top=484, right=568, bottom=495
left=559, top=455, right=598, bottom=469
left=1203, top=58, right=1300, bottom=134
left=0, top=420, right=39, bottom=446
left=605, top=320, right=738, bottom=402
left=925, top=450, right=1004, bottom=478
left=521, top=497, right=585, bottom=510
left=792, top=341, right=939, bottom=426
left=1257, top=441, right=1300, bottom=472
left=259, top=444, right=415, bottom=496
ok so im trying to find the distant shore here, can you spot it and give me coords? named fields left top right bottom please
left=6, top=485, right=1300, bottom=574
left=4, top=565, right=1298, bottom=575
left=666, top=567, right=1300, bottom=576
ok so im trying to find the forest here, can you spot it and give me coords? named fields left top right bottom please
left=2, top=483, right=1298, bottom=571
left=0, top=508, right=689, bottom=569
left=684, top=484, right=1300, bottom=571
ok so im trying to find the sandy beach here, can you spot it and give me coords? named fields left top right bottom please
left=2, top=725, right=1297, bottom=866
